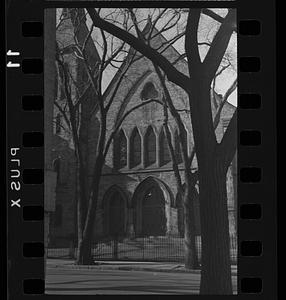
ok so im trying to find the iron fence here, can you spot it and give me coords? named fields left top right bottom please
left=47, top=234, right=237, bottom=264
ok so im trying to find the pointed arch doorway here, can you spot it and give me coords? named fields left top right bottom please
left=109, top=193, right=125, bottom=236
left=132, top=177, right=173, bottom=236
left=141, top=186, right=166, bottom=236
left=103, top=186, right=127, bottom=237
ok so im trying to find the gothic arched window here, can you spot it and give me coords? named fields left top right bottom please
left=174, top=127, right=188, bottom=164
left=174, top=129, right=183, bottom=164
left=159, top=129, right=171, bottom=166
left=109, top=192, right=125, bottom=236
left=114, top=129, right=127, bottom=169
left=145, top=126, right=156, bottom=167
left=141, top=82, right=159, bottom=101
left=130, top=128, right=141, bottom=168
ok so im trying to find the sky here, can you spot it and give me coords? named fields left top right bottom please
left=57, top=8, right=237, bottom=106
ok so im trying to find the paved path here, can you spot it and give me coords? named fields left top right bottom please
left=46, top=267, right=237, bottom=295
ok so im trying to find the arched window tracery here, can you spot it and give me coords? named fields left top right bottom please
left=141, top=82, right=159, bottom=120
left=130, top=128, right=142, bottom=168
left=159, top=129, right=171, bottom=166
left=174, top=129, right=182, bottom=164
left=114, top=129, right=127, bottom=169
left=140, top=82, right=159, bottom=101
left=174, top=127, right=188, bottom=164
left=145, top=126, right=156, bottom=167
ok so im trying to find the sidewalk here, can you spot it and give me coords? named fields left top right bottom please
left=47, top=258, right=237, bottom=275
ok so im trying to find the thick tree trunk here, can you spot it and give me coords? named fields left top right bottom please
left=76, top=236, right=94, bottom=264
left=183, top=179, right=200, bottom=270
left=75, top=163, right=93, bottom=265
left=74, top=155, right=89, bottom=264
left=185, top=77, right=233, bottom=293
left=72, top=165, right=78, bottom=259
left=76, top=155, right=104, bottom=265
left=199, top=159, right=232, bottom=294
left=162, top=108, right=199, bottom=269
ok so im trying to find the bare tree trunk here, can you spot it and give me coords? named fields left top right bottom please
left=72, top=163, right=79, bottom=259
left=199, top=159, right=232, bottom=294
left=77, top=237, right=94, bottom=265
left=158, top=72, right=199, bottom=270
left=75, top=159, right=91, bottom=264
left=76, top=154, right=105, bottom=265
left=77, top=163, right=86, bottom=234
left=187, top=82, right=233, bottom=294
left=74, top=143, right=89, bottom=264
left=183, top=176, right=200, bottom=269
left=58, top=56, right=90, bottom=264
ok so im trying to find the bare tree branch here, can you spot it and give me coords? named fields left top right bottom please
left=202, top=9, right=236, bottom=84
left=87, top=8, right=190, bottom=91
left=202, top=9, right=225, bottom=25
left=147, top=8, right=168, bottom=41
left=98, top=29, right=108, bottom=96
left=104, top=52, right=136, bottom=113
left=215, top=62, right=231, bottom=78
left=149, top=12, right=181, bottom=43
left=154, top=64, right=190, bottom=169
left=103, top=42, right=126, bottom=70
left=213, top=78, right=237, bottom=129
left=185, top=9, right=202, bottom=72
left=202, top=8, right=237, bottom=32
left=54, top=100, right=71, bottom=130
left=155, top=32, right=185, bottom=54
left=162, top=100, right=183, bottom=189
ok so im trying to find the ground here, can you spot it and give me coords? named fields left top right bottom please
left=45, top=261, right=238, bottom=295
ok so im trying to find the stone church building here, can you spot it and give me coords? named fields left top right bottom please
left=49, top=9, right=237, bottom=247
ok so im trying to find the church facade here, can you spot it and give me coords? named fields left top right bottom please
left=48, top=9, right=237, bottom=247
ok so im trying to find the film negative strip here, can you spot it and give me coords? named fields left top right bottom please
left=6, top=0, right=276, bottom=298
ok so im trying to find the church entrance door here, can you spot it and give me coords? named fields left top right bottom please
left=141, top=186, right=166, bottom=236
